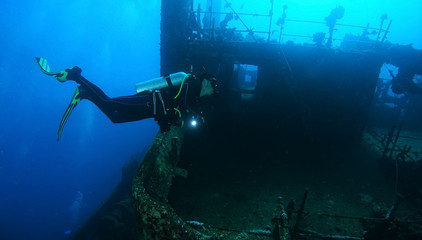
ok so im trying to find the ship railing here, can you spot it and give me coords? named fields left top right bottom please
left=189, top=1, right=392, bottom=47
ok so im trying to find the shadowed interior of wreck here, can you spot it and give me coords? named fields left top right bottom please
left=164, top=42, right=390, bottom=237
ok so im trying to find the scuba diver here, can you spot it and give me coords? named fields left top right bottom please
left=389, top=67, right=422, bottom=95
left=35, top=57, right=217, bottom=141
left=386, top=44, right=422, bottom=95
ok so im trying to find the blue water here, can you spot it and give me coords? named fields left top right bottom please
left=0, top=1, right=421, bottom=240
left=0, top=1, right=160, bottom=239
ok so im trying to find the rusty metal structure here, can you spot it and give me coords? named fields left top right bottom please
left=131, top=0, right=422, bottom=239
left=70, top=1, right=422, bottom=239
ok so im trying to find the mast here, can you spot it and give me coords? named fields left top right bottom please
left=160, top=0, right=192, bottom=75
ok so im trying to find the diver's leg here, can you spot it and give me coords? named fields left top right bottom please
left=73, top=77, right=154, bottom=123
left=56, top=85, right=152, bottom=140
left=36, top=58, right=155, bottom=140
left=54, top=66, right=154, bottom=122
left=54, top=65, right=155, bottom=122
left=88, top=93, right=154, bottom=123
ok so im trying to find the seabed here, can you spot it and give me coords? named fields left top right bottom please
left=68, top=126, right=422, bottom=240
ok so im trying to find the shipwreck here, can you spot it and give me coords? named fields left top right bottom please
left=69, top=0, right=422, bottom=239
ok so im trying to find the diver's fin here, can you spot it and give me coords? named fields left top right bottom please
left=35, top=57, right=68, bottom=82
left=57, top=87, right=81, bottom=141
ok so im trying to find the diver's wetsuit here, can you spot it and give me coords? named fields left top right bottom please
left=66, top=67, right=154, bottom=123
left=391, top=66, right=422, bottom=95
left=64, top=66, right=202, bottom=131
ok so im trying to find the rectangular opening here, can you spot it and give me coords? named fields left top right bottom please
left=234, top=64, right=258, bottom=91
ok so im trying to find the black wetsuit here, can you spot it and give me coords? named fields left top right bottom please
left=65, top=66, right=202, bottom=131
left=391, top=66, right=422, bottom=95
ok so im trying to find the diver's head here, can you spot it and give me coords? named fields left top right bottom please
left=199, top=71, right=217, bottom=97
left=200, top=78, right=215, bottom=97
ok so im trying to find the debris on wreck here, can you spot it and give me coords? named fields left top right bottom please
left=131, top=0, right=422, bottom=239
left=70, top=0, right=422, bottom=239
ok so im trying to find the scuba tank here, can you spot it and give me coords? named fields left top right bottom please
left=135, top=72, right=188, bottom=93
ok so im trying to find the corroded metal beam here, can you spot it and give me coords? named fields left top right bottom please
left=160, top=0, right=192, bottom=75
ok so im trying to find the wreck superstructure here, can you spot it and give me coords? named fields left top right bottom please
left=68, top=1, right=422, bottom=239
left=158, top=0, right=421, bottom=145
left=132, top=1, right=422, bottom=240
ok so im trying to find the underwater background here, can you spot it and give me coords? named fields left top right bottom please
left=0, top=0, right=421, bottom=240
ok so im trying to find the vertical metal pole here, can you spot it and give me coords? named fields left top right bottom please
left=268, top=0, right=274, bottom=42
left=197, top=3, right=202, bottom=29
left=381, top=20, right=392, bottom=43
left=382, top=125, right=395, bottom=159
left=211, top=17, right=215, bottom=40
left=389, top=122, right=403, bottom=159
left=160, top=0, right=191, bottom=75
left=278, top=5, right=287, bottom=44
left=209, top=0, right=213, bottom=38
left=376, top=19, right=385, bottom=42
left=292, top=188, right=308, bottom=237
